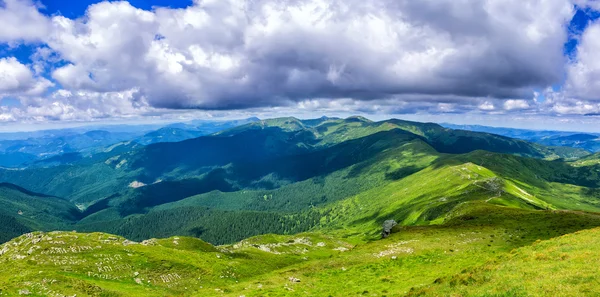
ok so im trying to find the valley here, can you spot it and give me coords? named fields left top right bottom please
left=1, top=117, right=600, bottom=296
left=5, top=1, right=600, bottom=295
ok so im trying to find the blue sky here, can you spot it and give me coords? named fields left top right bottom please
left=18, top=0, right=596, bottom=63
left=566, top=5, right=600, bottom=56
left=1, top=0, right=193, bottom=64
left=40, top=0, right=192, bottom=17
left=15, top=1, right=595, bottom=62
left=2, top=0, right=600, bottom=132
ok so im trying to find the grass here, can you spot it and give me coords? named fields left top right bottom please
left=0, top=117, right=596, bottom=246
left=3, top=203, right=600, bottom=296
left=409, top=226, right=600, bottom=296
left=2, top=117, right=600, bottom=296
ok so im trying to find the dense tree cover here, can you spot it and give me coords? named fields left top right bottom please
left=0, top=183, right=80, bottom=242
left=77, top=207, right=322, bottom=245
left=0, top=116, right=598, bottom=245
left=0, top=213, right=31, bottom=243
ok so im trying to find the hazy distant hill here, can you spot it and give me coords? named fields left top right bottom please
left=0, top=183, right=80, bottom=242
left=1, top=117, right=600, bottom=295
left=0, top=116, right=595, bottom=245
left=0, top=118, right=260, bottom=168
left=443, top=123, right=600, bottom=152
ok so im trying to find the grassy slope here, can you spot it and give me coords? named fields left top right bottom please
left=224, top=203, right=600, bottom=297
left=73, top=138, right=439, bottom=244
left=307, top=117, right=589, bottom=159
left=2, top=131, right=596, bottom=246
left=410, top=221, right=600, bottom=296
left=571, top=152, right=600, bottom=167
left=0, top=116, right=587, bottom=205
left=0, top=126, right=597, bottom=248
left=150, top=139, right=438, bottom=212
left=3, top=204, right=600, bottom=296
left=313, top=157, right=600, bottom=239
left=0, top=116, right=587, bottom=206
left=68, top=119, right=600, bottom=245
left=1, top=117, right=600, bottom=295
left=2, top=158, right=592, bottom=295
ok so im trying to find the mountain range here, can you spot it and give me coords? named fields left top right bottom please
left=443, top=123, right=600, bottom=153
left=1, top=117, right=600, bottom=296
left=0, top=118, right=259, bottom=168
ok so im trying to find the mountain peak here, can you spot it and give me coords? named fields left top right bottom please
left=345, top=116, right=372, bottom=123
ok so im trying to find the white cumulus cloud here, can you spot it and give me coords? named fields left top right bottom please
left=4, top=0, right=600, bottom=123
left=0, top=57, right=53, bottom=96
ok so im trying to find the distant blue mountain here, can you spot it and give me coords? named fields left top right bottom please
left=442, top=124, right=600, bottom=152
left=0, top=117, right=261, bottom=168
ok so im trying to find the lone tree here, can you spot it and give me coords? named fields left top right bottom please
left=381, top=220, right=398, bottom=238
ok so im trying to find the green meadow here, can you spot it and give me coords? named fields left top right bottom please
left=2, top=117, right=600, bottom=296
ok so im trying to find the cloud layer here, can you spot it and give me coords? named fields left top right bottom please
left=1, top=0, right=600, bottom=124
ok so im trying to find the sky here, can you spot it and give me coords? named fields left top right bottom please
left=3, top=0, right=600, bottom=132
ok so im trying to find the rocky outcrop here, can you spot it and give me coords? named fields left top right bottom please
left=381, top=220, right=398, bottom=238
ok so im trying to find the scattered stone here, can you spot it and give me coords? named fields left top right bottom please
left=288, top=277, right=301, bottom=283
left=256, top=245, right=274, bottom=253
left=316, top=242, right=326, bottom=247
left=134, top=278, right=142, bottom=285
left=381, top=220, right=398, bottom=238
left=18, top=289, right=30, bottom=295
left=129, top=181, right=146, bottom=188
left=375, top=241, right=415, bottom=258
left=0, top=245, right=9, bottom=256
left=26, top=246, right=39, bottom=255
left=122, top=240, right=137, bottom=246
left=141, top=239, right=158, bottom=246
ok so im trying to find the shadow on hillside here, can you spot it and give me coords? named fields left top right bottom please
left=349, top=211, right=382, bottom=227
left=384, top=166, right=423, bottom=181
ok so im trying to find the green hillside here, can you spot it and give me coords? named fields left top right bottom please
left=0, top=183, right=80, bottom=243
left=0, top=117, right=587, bottom=205
left=0, top=117, right=597, bottom=247
left=221, top=117, right=589, bottom=159
left=2, top=203, right=600, bottom=296
left=1, top=117, right=600, bottom=296
left=409, top=223, right=600, bottom=296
